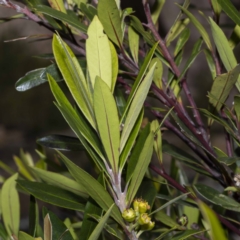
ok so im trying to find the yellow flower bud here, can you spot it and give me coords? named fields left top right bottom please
left=122, top=208, right=136, bottom=222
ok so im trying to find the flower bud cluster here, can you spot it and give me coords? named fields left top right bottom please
left=122, top=198, right=155, bottom=231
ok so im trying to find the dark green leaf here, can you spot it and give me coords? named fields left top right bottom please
left=17, top=180, right=85, bottom=212
left=229, top=25, right=240, bottom=49
left=80, top=3, right=97, bottom=21
left=174, top=27, right=190, bottom=57
left=29, top=195, right=38, bottom=237
left=194, top=184, right=240, bottom=212
left=171, top=229, right=206, bottom=240
left=37, top=135, right=83, bottom=151
left=204, top=49, right=216, bottom=79
left=234, top=95, right=240, bottom=122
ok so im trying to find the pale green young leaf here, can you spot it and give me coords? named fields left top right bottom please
left=234, top=95, right=240, bottom=122
left=211, top=0, right=221, bottom=17
left=151, top=120, right=162, bottom=163
left=217, top=0, right=240, bottom=26
left=120, top=63, right=156, bottom=152
left=14, top=156, right=34, bottom=181
left=88, top=204, right=114, bottom=240
left=94, top=77, right=120, bottom=172
left=48, top=75, right=106, bottom=167
left=119, top=109, right=143, bottom=169
left=1, top=173, right=20, bottom=237
left=97, top=0, right=122, bottom=46
left=150, top=57, right=163, bottom=89
left=209, top=65, right=240, bottom=111
left=197, top=200, right=227, bottom=240
left=127, top=131, right=154, bottom=204
left=86, top=16, right=112, bottom=88
left=174, top=28, right=190, bottom=57
left=128, top=26, right=139, bottom=64
left=48, top=0, right=66, bottom=13
left=109, top=41, right=118, bottom=91
left=18, top=232, right=35, bottom=240
left=204, top=49, right=216, bottom=79
left=58, top=152, right=124, bottom=226
left=52, top=35, right=95, bottom=129
left=151, top=0, right=165, bottom=25
left=229, top=25, right=240, bottom=49
left=177, top=4, right=213, bottom=51
left=120, top=42, right=158, bottom=125
left=30, top=167, right=88, bottom=198
left=166, top=18, right=190, bottom=47
left=35, top=5, right=87, bottom=33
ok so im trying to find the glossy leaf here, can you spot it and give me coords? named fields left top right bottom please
left=194, top=184, right=240, bottom=212
left=17, top=180, right=85, bottom=212
left=197, top=199, right=227, bottom=240
left=88, top=204, right=114, bottom=240
left=86, top=16, right=112, bottom=89
left=166, top=18, right=190, bottom=47
left=35, top=5, right=87, bottom=33
left=53, top=34, right=95, bottom=128
left=37, top=135, right=83, bottom=151
left=174, top=28, right=190, bottom=57
left=1, top=173, right=20, bottom=237
left=127, top=131, right=154, bottom=204
left=204, top=49, right=216, bottom=79
left=209, top=65, right=240, bottom=111
left=30, top=167, right=88, bottom=198
left=97, top=0, right=122, bottom=46
left=177, top=4, right=212, bottom=51
left=128, top=26, right=139, bottom=64
left=18, top=232, right=35, bottom=240
left=217, top=0, right=240, bottom=26
left=58, top=152, right=124, bottom=226
left=120, top=63, right=156, bottom=151
left=48, top=75, right=105, bottom=164
left=29, top=196, right=38, bottom=237
left=94, top=77, right=120, bottom=171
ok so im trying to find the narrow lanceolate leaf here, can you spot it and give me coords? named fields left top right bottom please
left=120, top=42, right=158, bottom=124
left=234, top=95, right=240, bottom=122
left=98, top=0, right=122, bottom=46
left=127, top=131, right=154, bottom=204
left=151, top=0, right=165, bottom=25
left=1, top=173, right=20, bottom=237
left=35, top=5, right=87, bottom=33
left=48, top=0, right=66, bottom=13
left=17, top=181, right=85, bottom=212
left=217, top=0, right=240, bottom=26
left=204, top=49, right=216, bottom=79
left=211, top=0, right=221, bottom=17
left=29, top=196, right=38, bottom=237
left=209, top=65, right=240, bottom=111
left=174, top=28, right=190, bottom=57
left=86, top=16, right=112, bottom=88
left=109, top=41, right=118, bottom=91
left=53, top=34, right=95, bottom=129
left=48, top=75, right=105, bottom=164
left=177, top=4, right=212, bottom=51
left=229, top=25, right=240, bottom=49
left=150, top=57, right=163, bottom=89
left=197, top=200, right=227, bottom=240
left=151, top=120, right=162, bottom=163
left=120, top=63, right=156, bottom=152
left=30, top=167, right=89, bottom=198
left=59, top=152, right=124, bottom=226
left=94, top=77, right=120, bottom=171
left=128, top=26, right=139, bottom=64
left=88, top=204, right=114, bottom=240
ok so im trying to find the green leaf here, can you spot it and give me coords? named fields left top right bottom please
left=48, top=211, right=73, bottom=240
left=1, top=173, right=20, bottom=237
left=88, top=204, right=114, bottom=240
left=204, top=49, right=216, bottom=79
left=166, top=18, right=190, bottom=47
left=17, top=180, right=85, bottom=212
left=120, top=63, right=156, bottom=151
left=86, top=16, right=112, bottom=89
left=127, top=131, right=154, bottom=204
left=174, top=28, right=190, bottom=57
left=177, top=4, right=212, bottom=50
left=97, top=0, right=122, bottom=46
left=15, top=64, right=62, bottom=91
left=151, top=0, right=165, bottom=25
left=171, top=229, right=206, bottom=240
left=209, top=65, right=240, bottom=111
left=58, top=152, right=124, bottom=226
left=18, top=232, right=35, bottom=240
left=150, top=57, right=163, bottom=89
left=211, top=0, right=221, bottom=17
left=94, top=77, right=120, bottom=171
left=35, top=5, right=87, bottom=33
left=79, top=3, right=97, bottom=20
left=155, top=211, right=181, bottom=229
left=128, top=26, right=139, bottom=64
left=234, top=95, right=240, bottom=122
left=194, top=184, right=240, bottom=212
left=52, top=34, right=95, bottom=129
left=229, top=25, right=240, bottom=49
left=29, top=196, right=38, bottom=237
left=217, top=0, right=240, bottom=26
left=109, top=41, right=118, bottom=91
left=37, top=135, right=83, bottom=151
left=30, top=167, right=88, bottom=198
left=151, top=120, right=162, bottom=163
left=48, top=75, right=105, bottom=166
left=119, top=109, right=143, bottom=169
left=48, top=0, right=66, bottom=13
left=197, top=199, right=227, bottom=240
